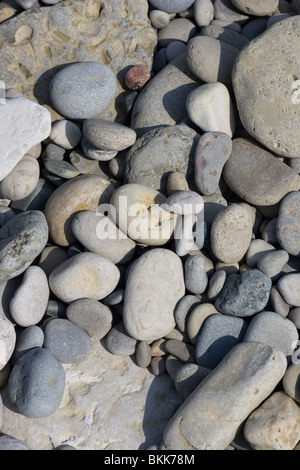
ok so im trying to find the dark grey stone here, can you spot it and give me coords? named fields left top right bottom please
left=0, top=434, right=30, bottom=450
left=0, top=211, right=49, bottom=283
left=214, top=269, right=272, bottom=317
left=105, top=321, right=137, bottom=356
left=195, top=313, right=248, bottom=369
left=7, top=347, right=66, bottom=418
left=50, top=61, right=117, bottom=120
left=43, top=318, right=92, bottom=364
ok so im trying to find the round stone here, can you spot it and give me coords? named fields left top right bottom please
left=50, top=61, right=117, bottom=120
left=0, top=154, right=40, bottom=201
left=44, top=175, right=116, bottom=246
left=210, top=203, right=253, bottom=263
left=223, top=139, right=300, bottom=206
left=215, top=269, right=272, bottom=317
left=232, top=16, right=300, bottom=158
left=148, top=0, right=195, bottom=13
left=49, top=252, right=120, bottom=303
left=123, top=248, right=185, bottom=342
left=125, top=65, right=152, bottom=91
left=49, top=120, right=81, bottom=150
left=0, top=210, right=49, bottom=283
left=9, top=266, right=49, bottom=327
left=66, top=298, right=113, bottom=341
left=43, top=318, right=92, bottom=363
left=231, top=0, right=279, bottom=16
left=82, top=119, right=137, bottom=152
left=7, top=347, right=66, bottom=418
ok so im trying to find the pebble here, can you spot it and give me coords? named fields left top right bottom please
left=0, top=210, right=48, bottom=283
left=49, top=252, right=120, bottom=303
left=80, top=135, right=118, bottom=162
left=210, top=203, right=253, bottom=263
left=276, top=191, right=300, bottom=256
left=207, top=269, right=226, bottom=301
left=174, top=363, right=211, bottom=401
left=193, top=0, right=214, bottom=27
left=150, top=356, right=166, bottom=376
left=0, top=154, right=40, bottom=201
left=0, top=435, right=30, bottom=451
left=241, top=17, right=268, bottom=40
left=110, top=183, right=177, bottom=246
left=165, top=41, right=187, bottom=62
left=7, top=347, right=66, bottom=418
left=257, top=250, right=289, bottom=281
left=0, top=314, right=16, bottom=371
left=165, top=339, right=196, bottom=363
left=246, top=239, right=275, bottom=267
left=124, top=65, right=152, bottom=91
left=136, top=341, right=152, bottom=368
left=277, top=273, right=300, bottom=307
left=149, top=9, right=170, bottom=29
left=105, top=322, right=137, bottom=356
left=231, top=0, right=279, bottom=15
left=69, top=149, right=103, bottom=176
left=9, top=266, right=49, bottom=327
left=283, top=363, right=300, bottom=403
left=243, top=311, right=299, bottom=358
left=244, top=391, right=300, bottom=451
left=123, top=248, right=185, bottom=342
left=162, top=342, right=287, bottom=450
left=270, top=287, right=290, bottom=318
left=186, top=82, right=236, bottom=137
left=158, top=18, right=197, bottom=48
left=174, top=295, right=201, bottom=337
left=38, top=245, right=69, bottom=277
left=186, top=36, right=240, bottom=91
left=214, top=0, right=249, bottom=24
left=82, top=119, right=137, bottom=152
left=288, top=308, right=300, bottom=329
left=215, top=269, right=272, bottom=317
left=10, top=325, right=44, bottom=366
left=148, top=0, right=196, bottom=14
left=184, top=254, right=208, bottom=295
left=43, top=318, right=92, bottom=363
left=49, top=120, right=81, bottom=150
left=66, top=299, right=113, bottom=341
left=167, top=172, right=189, bottom=195
left=187, top=303, right=220, bottom=345
left=50, top=61, right=117, bottom=120
left=195, top=313, right=248, bottom=369
left=71, top=210, right=136, bottom=265
left=194, top=131, right=232, bottom=195
left=44, top=174, right=116, bottom=246
left=0, top=97, right=51, bottom=182
left=43, top=159, right=80, bottom=180
left=200, top=24, right=250, bottom=50
left=232, top=16, right=300, bottom=158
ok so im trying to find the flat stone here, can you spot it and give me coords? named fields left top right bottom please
left=162, top=342, right=287, bottom=450
left=148, top=0, right=195, bottom=13
left=71, top=210, right=136, bottom=265
left=215, top=269, right=272, bottom=317
left=130, top=54, right=200, bottom=137
left=186, top=82, right=236, bottom=137
left=195, top=314, right=248, bottom=369
left=82, top=119, right=137, bottom=152
left=210, top=203, right=253, bottom=263
left=66, top=299, right=113, bottom=341
left=232, top=0, right=279, bottom=15
left=244, top=391, right=300, bottom=450
left=44, top=318, right=92, bottom=364
left=186, top=35, right=240, bottom=91
left=232, top=16, right=300, bottom=158
left=123, top=248, right=185, bottom=342
left=44, top=175, right=116, bottom=246
left=223, top=138, right=300, bottom=206
left=194, top=131, right=232, bottom=195
left=49, top=252, right=120, bottom=303
left=43, top=159, right=80, bottom=179
left=0, top=210, right=49, bottom=283
left=277, top=273, right=300, bottom=307
left=276, top=191, right=300, bottom=256
left=110, top=183, right=177, bottom=246
left=125, top=125, right=200, bottom=194
left=0, top=314, right=16, bottom=371
left=7, top=347, right=66, bottom=418
left=0, top=97, right=51, bottom=182
left=243, top=311, right=299, bottom=358
left=0, top=154, right=40, bottom=201
left=9, top=266, right=49, bottom=327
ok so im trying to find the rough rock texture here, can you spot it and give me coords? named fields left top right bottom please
left=0, top=0, right=157, bottom=123
left=1, top=340, right=181, bottom=450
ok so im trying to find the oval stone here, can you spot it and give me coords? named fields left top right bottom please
left=82, top=119, right=137, bottom=151
left=66, top=298, right=113, bottom=341
left=49, top=252, right=120, bottom=303
left=50, top=61, right=117, bottom=120
left=0, top=314, right=16, bottom=371
left=276, top=192, right=300, bottom=256
left=148, top=0, right=195, bottom=14
left=232, top=16, right=300, bottom=158
left=223, top=139, right=300, bottom=206
left=7, top=347, right=66, bottom=418
left=0, top=210, right=49, bottom=283
left=277, top=273, right=300, bottom=307
left=44, top=175, right=116, bottom=246
left=123, top=248, right=185, bottom=342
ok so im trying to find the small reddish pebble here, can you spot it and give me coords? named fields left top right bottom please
left=125, top=65, right=152, bottom=91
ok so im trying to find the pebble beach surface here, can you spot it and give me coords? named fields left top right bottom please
left=0, top=0, right=300, bottom=451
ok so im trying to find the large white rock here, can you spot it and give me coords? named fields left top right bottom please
left=0, top=98, right=51, bottom=181
left=123, top=248, right=185, bottom=342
